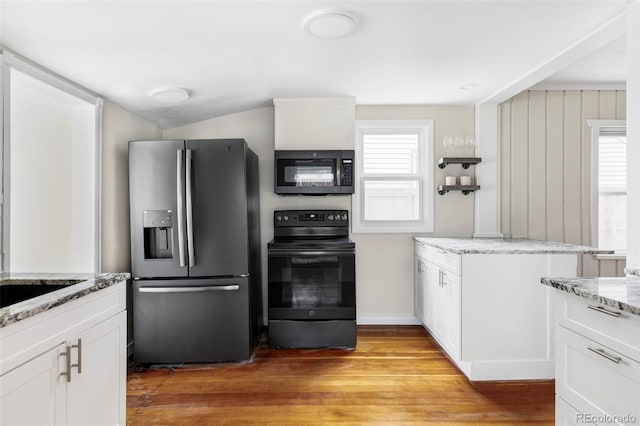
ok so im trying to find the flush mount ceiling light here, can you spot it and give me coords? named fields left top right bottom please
left=304, top=9, right=358, bottom=39
left=149, top=87, right=190, bottom=104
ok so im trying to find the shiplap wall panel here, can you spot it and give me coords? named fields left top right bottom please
left=499, top=90, right=627, bottom=276
left=564, top=91, right=583, bottom=245
left=528, top=91, right=547, bottom=240
left=500, top=103, right=512, bottom=237
left=546, top=91, right=565, bottom=242
left=511, top=92, right=530, bottom=238
left=581, top=91, right=599, bottom=246
left=599, top=91, right=617, bottom=119
left=616, top=91, right=626, bottom=118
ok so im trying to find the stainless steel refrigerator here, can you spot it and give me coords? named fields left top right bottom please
left=128, top=139, right=262, bottom=363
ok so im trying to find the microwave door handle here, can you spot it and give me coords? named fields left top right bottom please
left=186, top=149, right=195, bottom=267
left=176, top=149, right=186, bottom=267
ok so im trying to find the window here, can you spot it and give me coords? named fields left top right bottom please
left=353, top=120, right=434, bottom=233
left=589, top=120, right=626, bottom=253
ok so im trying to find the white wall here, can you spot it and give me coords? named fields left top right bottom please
left=9, top=71, right=96, bottom=272
left=163, top=104, right=475, bottom=323
left=101, top=100, right=161, bottom=273
left=355, top=105, right=475, bottom=323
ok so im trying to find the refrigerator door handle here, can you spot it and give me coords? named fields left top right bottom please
left=176, top=149, right=186, bottom=267
left=186, top=149, right=196, bottom=267
left=138, top=285, right=240, bottom=293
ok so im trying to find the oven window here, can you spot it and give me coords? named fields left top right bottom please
left=268, top=254, right=355, bottom=309
left=277, top=159, right=337, bottom=187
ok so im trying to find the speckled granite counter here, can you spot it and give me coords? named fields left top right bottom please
left=414, top=237, right=611, bottom=255
left=540, top=276, right=640, bottom=316
left=0, top=272, right=130, bottom=328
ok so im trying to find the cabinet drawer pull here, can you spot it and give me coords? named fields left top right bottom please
left=587, top=305, right=622, bottom=318
left=59, top=348, right=72, bottom=382
left=587, top=346, right=622, bottom=364
left=71, top=339, right=82, bottom=374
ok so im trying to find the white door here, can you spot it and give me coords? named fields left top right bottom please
left=66, top=312, right=127, bottom=426
left=0, top=343, right=67, bottom=425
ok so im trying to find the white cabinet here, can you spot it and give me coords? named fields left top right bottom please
left=0, top=281, right=127, bottom=425
left=1, top=343, right=67, bottom=425
left=414, top=256, right=427, bottom=326
left=414, top=240, right=578, bottom=381
left=554, top=291, right=640, bottom=426
left=414, top=243, right=461, bottom=361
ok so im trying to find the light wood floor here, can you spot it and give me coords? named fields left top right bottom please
left=127, top=326, right=555, bottom=425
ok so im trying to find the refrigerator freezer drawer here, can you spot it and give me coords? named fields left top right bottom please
left=133, top=278, right=251, bottom=363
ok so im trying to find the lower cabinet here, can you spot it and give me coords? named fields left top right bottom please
left=0, top=281, right=127, bottom=425
left=554, top=290, right=640, bottom=426
left=414, top=240, right=579, bottom=381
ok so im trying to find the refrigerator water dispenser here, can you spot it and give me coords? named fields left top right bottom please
left=143, top=210, right=173, bottom=259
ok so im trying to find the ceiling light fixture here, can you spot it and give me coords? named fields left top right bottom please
left=460, top=83, right=480, bottom=90
left=149, top=87, right=190, bottom=104
left=304, top=9, right=358, bottom=39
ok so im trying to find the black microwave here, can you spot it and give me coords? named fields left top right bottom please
left=274, top=150, right=354, bottom=195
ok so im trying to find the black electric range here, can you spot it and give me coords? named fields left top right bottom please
left=267, top=210, right=356, bottom=349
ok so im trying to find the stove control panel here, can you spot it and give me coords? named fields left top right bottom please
left=274, top=210, right=349, bottom=227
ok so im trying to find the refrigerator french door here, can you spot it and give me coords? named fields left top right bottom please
left=129, top=139, right=262, bottom=363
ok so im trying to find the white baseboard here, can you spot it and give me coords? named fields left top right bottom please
left=357, top=316, right=421, bottom=325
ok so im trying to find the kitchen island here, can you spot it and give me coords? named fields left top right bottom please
left=0, top=272, right=129, bottom=425
left=413, top=237, right=610, bottom=381
left=541, top=275, right=640, bottom=424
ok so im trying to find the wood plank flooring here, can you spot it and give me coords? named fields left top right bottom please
left=127, top=326, right=555, bottom=425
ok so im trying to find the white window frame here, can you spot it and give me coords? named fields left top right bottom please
left=588, top=119, right=626, bottom=252
left=352, top=119, right=434, bottom=233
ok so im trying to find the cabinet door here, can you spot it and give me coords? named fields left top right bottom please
left=414, top=257, right=426, bottom=325
left=431, top=267, right=446, bottom=342
left=442, top=270, right=461, bottom=359
left=66, top=311, right=127, bottom=426
left=0, top=343, right=67, bottom=425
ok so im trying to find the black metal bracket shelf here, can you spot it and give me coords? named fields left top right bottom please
left=438, top=157, right=482, bottom=169
left=437, top=185, right=481, bottom=195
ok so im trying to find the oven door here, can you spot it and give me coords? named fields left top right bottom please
left=268, top=249, right=355, bottom=320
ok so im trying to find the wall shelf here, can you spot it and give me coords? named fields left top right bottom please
left=438, top=185, right=481, bottom=195
left=438, top=157, right=481, bottom=169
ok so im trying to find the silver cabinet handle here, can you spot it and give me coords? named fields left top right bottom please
left=185, top=149, right=195, bottom=267
left=59, top=347, right=72, bottom=382
left=587, top=305, right=622, bottom=318
left=441, top=270, right=447, bottom=287
left=139, top=285, right=240, bottom=293
left=438, top=269, right=442, bottom=287
left=71, top=339, right=82, bottom=374
left=176, top=149, right=186, bottom=267
left=587, top=346, right=622, bottom=364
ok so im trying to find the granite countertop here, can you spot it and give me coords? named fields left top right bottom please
left=414, top=237, right=612, bottom=255
left=540, top=276, right=640, bottom=316
left=0, top=272, right=130, bottom=328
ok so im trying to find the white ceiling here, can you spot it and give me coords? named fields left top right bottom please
left=0, top=0, right=629, bottom=129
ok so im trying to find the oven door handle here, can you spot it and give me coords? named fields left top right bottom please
left=270, top=250, right=354, bottom=256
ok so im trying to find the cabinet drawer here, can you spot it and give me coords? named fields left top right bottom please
left=556, top=291, right=640, bottom=362
left=555, top=396, right=582, bottom=426
left=415, top=243, right=460, bottom=274
left=556, top=326, right=640, bottom=425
